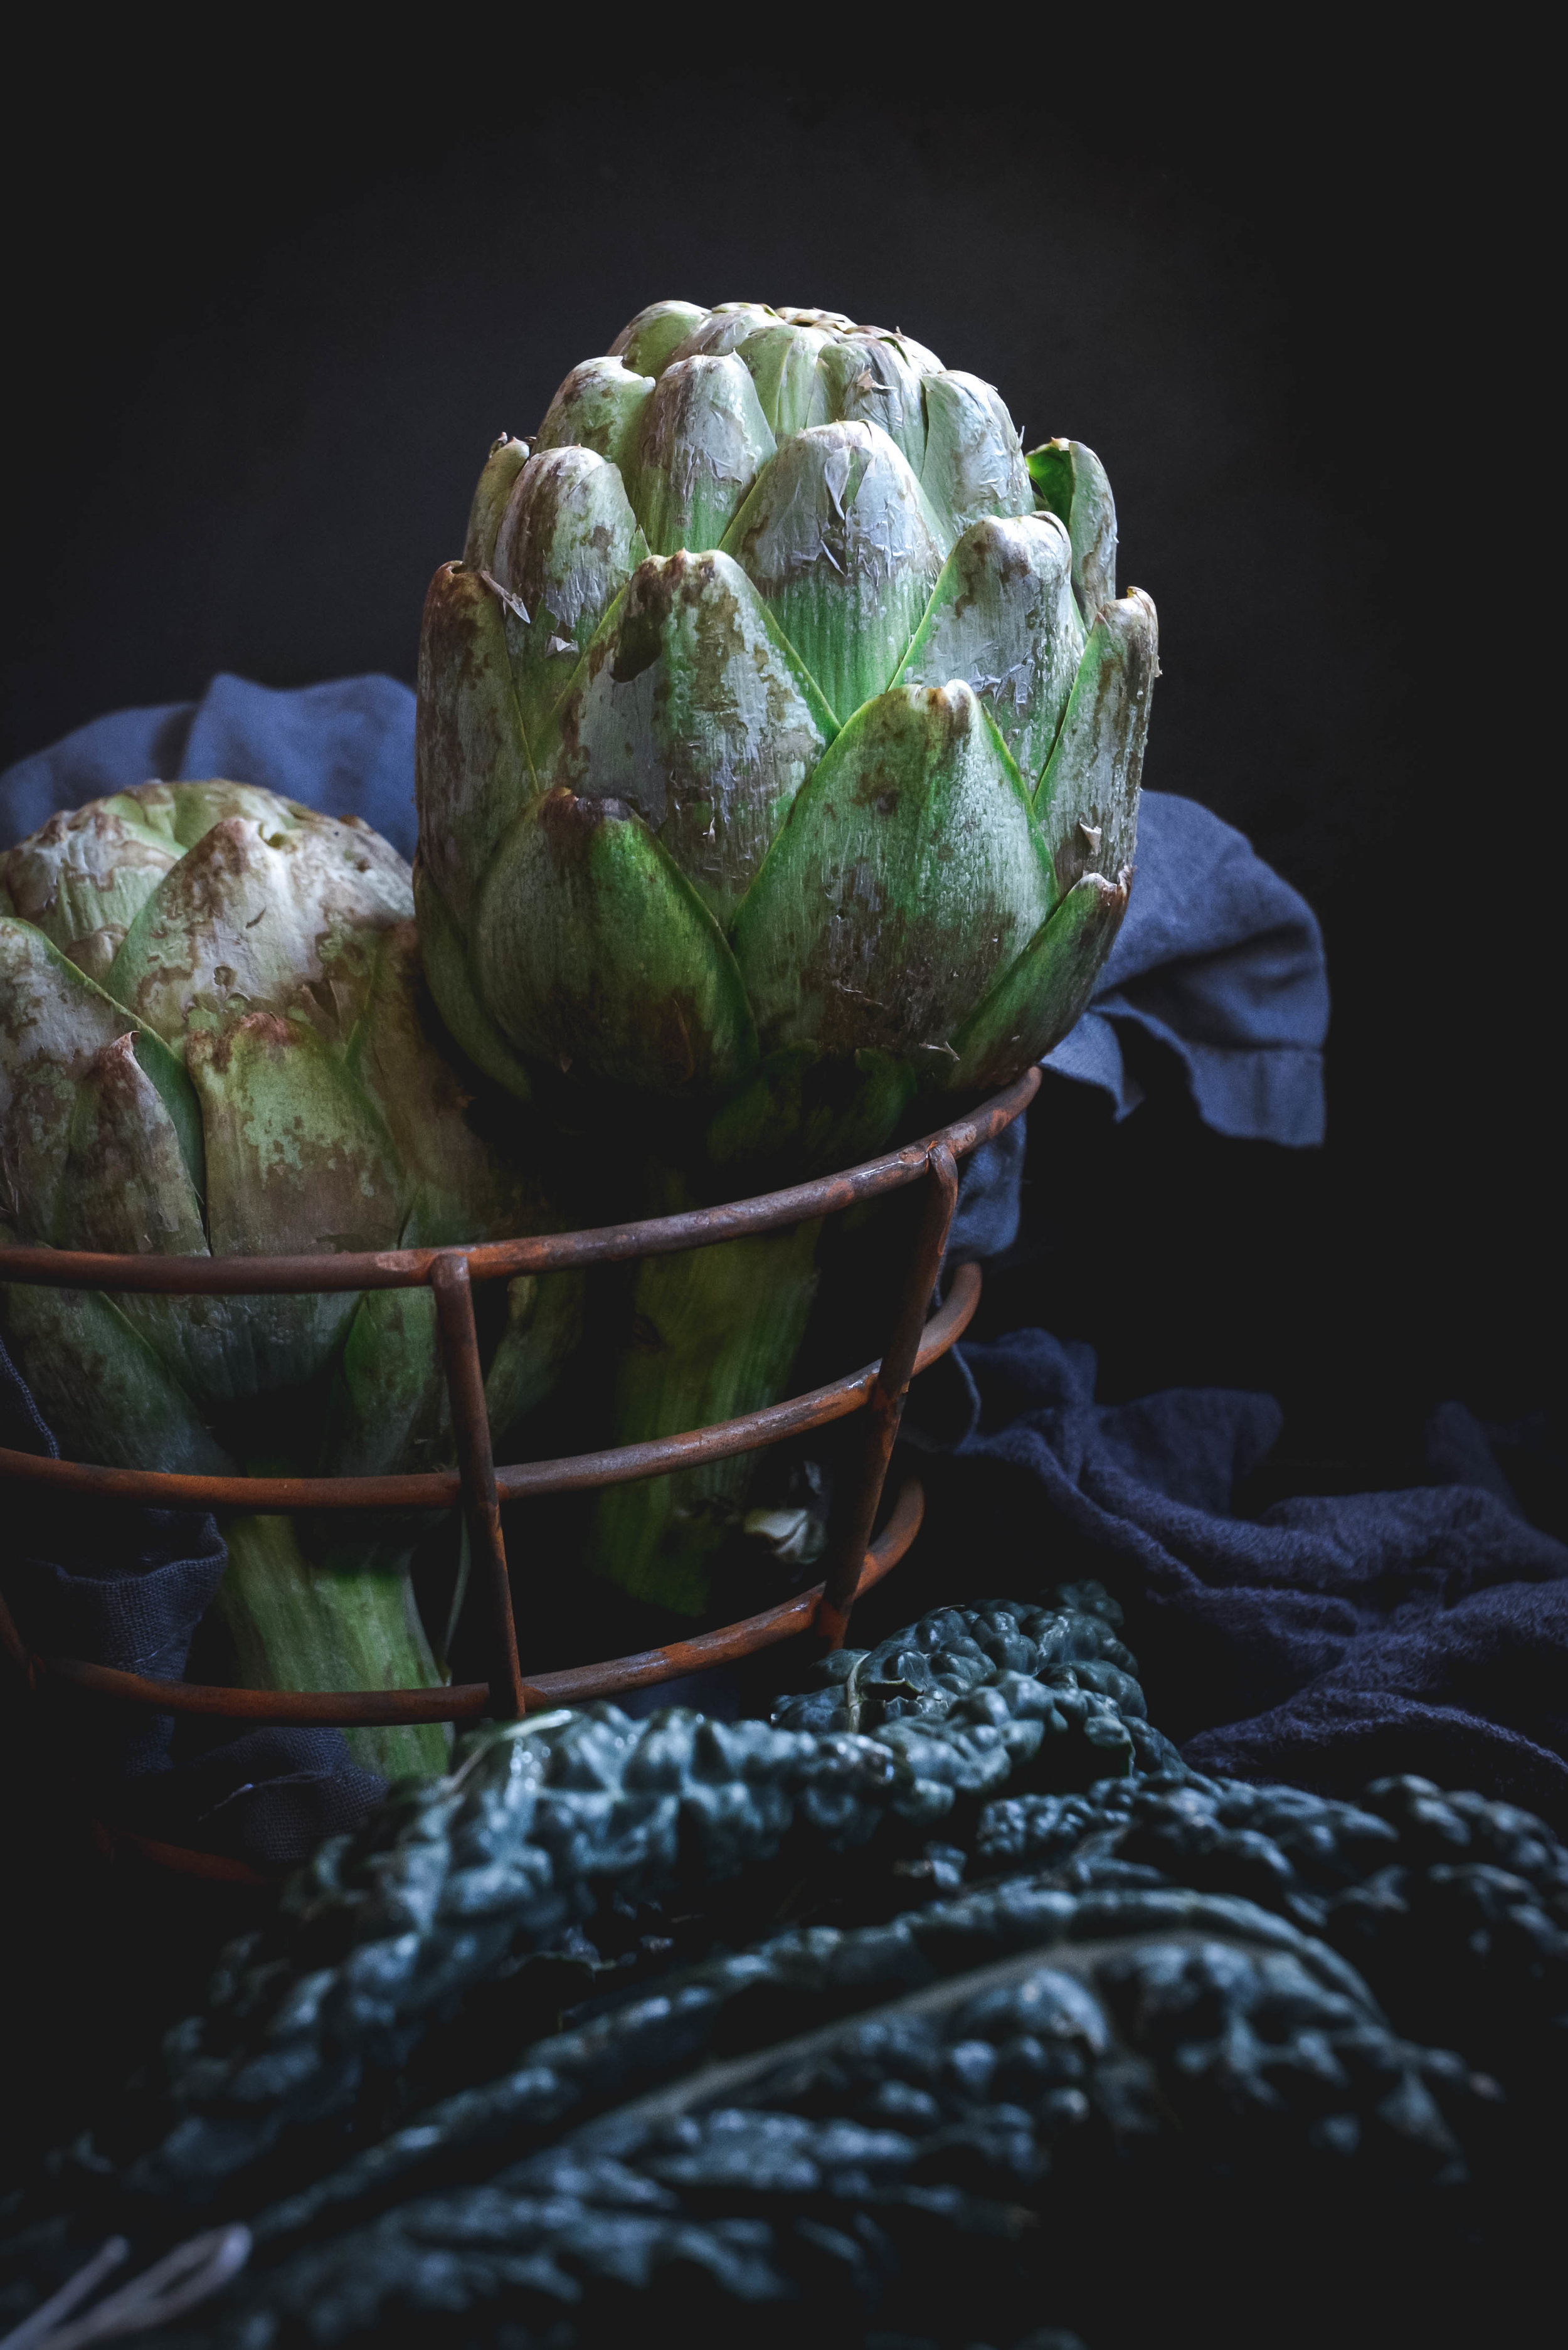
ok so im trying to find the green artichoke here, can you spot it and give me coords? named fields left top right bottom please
left=0, top=783, right=578, bottom=1778
left=416, top=299, right=1157, bottom=1612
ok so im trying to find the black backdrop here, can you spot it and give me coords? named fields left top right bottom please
left=0, top=43, right=1557, bottom=2161
left=1, top=61, right=1555, bottom=1453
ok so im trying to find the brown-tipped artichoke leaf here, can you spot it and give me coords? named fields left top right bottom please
left=0, top=798, right=177, bottom=972
left=106, top=810, right=411, bottom=1052
left=731, top=680, right=1055, bottom=1067
left=184, top=1010, right=405, bottom=1396
left=609, top=300, right=709, bottom=378
left=534, top=356, right=654, bottom=477
left=56, top=1031, right=207, bottom=1258
left=541, top=549, right=835, bottom=929
left=628, top=354, right=776, bottom=556
left=1035, top=588, right=1157, bottom=894
left=942, top=867, right=1131, bottom=1095
left=490, top=448, right=650, bottom=746
left=415, top=561, right=538, bottom=930
left=462, top=434, right=531, bottom=573
left=719, top=422, right=946, bottom=727
left=51, top=1029, right=260, bottom=1403
left=413, top=855, right=535, bottom=1104
left=818, top=331, right=929, bottom=474
left=118, top=781, right=324, bottom=852
left=0, top=917, right=145, bottom=1242
left=899, top=511, right=1086, bottom=791
left=921, top=371, right=1034, bottom=545
left=472, top=787, right=758, bottom=1098
left=1026, top=438, right=1118, bottom=622
left=664, top=304, right=779, bottom=363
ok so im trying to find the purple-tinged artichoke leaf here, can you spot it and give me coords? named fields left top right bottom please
left=415, top=561, right=538, bottom=929
left=491, top=447, right=649, bottom=745
left=462, top=433, right=531, bottom=573
left=1026, top=438, right=1117, bottom=622
left=720, top=421, right=946, bottom=726
left=921, top=371, right=1034, bottom=545
left=942, top=867, right=1131, bottom=1095
left=731, top=680, right=1054, bottom=1064
left=899, top=511, right=1085, bottom=792
left=628, top=354, right=776, bottom=557
left=541, top=549, right=834, bottom=928
left=472, top=786, right=756, bottom=1098
left=609, top=299, right=708, bottom=378
left=413, top=855, right=535, bottom=1104
left=534, top=356, right=653, bottom=478
left=1034, top=588, right=1157, bottom=896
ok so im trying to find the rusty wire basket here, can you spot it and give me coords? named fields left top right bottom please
left=0, top=1068, right=1037, bottom=1866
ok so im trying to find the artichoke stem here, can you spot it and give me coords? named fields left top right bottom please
left=213, top=1513, right=452, bottom=1783
left=588, top=1220, right=822, bottom=1614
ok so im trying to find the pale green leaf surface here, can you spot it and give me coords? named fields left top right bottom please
left=462, top=434, right=531, bottom=573
left=534, top=356, right=654, bottom=477
left=899, top=511, right=1085, bottom=790
left=944, top=869, right=1131, bottom=1094
left=541, top=549, right=835, bottom=926
left=921, top=370, right=1034, bottom=543
left=629, top=354, right=776, bottom=557
left=732, top=679, right=1055, bottom=1064
left=1035, top=587, right=1157, bottom=893
left=474, top=787, right=757, bottom=1096
left=1027, top=438, right=1118, bottom=621
left=415, top=563, right=538, bottom=928
left=720, top=421, right=946, bottom=726
left=609, top=299, right=708, bottom=378
left=492, top=447, right=650, bottom=746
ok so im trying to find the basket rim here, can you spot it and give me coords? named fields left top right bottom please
left=0, top=1072, right=1032, bottom=1745
left=0, top=1069, right=1037, bottom=1295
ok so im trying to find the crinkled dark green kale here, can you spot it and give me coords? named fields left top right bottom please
left=150, top=1888, right=1491, bottom=2349
left=15, top=1587, right=1151, bottom=2238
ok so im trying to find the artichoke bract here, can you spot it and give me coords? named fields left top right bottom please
left=417, top=300, right=1157, bottom=1612
left=0, top=784, right=578, bottom=1779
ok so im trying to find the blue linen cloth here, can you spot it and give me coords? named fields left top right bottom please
left=0, top=673, right=1343, bottom=1861
left=903, top=1334, right=1568, bottom=1827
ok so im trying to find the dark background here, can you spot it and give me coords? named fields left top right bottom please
left=0, top=42, right=1556, bottom=2168
left=4, top=55, right=1552, bottom=1465
left=0, top=86, right=1555, bottom=1441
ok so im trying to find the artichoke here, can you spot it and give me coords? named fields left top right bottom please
left=0, top=783, right=578, bottom=1779
left=416, top=300, right=1157, bottom=1612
